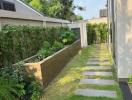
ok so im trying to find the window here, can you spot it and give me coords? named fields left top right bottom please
left=0, top=1, right=2, bottom=9
left=0, top=0, right=16, bottom=11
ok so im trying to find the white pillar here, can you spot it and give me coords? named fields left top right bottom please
left=80, top=21, right=88, bottom=48
left=67, top=21, right=88, bottom=48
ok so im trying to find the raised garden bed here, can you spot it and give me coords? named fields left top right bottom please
left=23, top=40, right=81, bottom=88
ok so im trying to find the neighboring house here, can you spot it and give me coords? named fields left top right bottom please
left=87, top=17, right=107, bottom=24
left=86, top=9, right=107, bottom=24
left=100, top=9, right=107, bottom=18
left=0, top=0, right=70, bottom=30
left=108, top=0, right=132, bottom=81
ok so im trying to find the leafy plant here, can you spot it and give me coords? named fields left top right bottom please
left=87, top=23, right=108, bottom=45
left=0, top=25, right=79, bottom=100
left=37, top=41, right=53, bottom=60
left=0, top=77, right=25, bottom=100
left=51, top=41, right=64, bottom=52
left=0, top=62, right=42, bottom=100
left=0, top=25, right=77, bottom=67
left=28, top=79, right=42, bottom=100
left=129, top=75, right=132, bottom=84
left=37, top=41, right=64, bottom=60
left=60, top=30, right=77, bottom=45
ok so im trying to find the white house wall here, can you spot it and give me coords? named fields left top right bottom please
left=116, top=0, right=132, bottom=80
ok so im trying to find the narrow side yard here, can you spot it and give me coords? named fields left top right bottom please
left=41, top=44, right=123, bottom=100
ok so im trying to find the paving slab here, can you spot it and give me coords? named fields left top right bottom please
left=88, top=59, right=110, bottom=62
left=80, top=79, right=116, bottom=85
left=84, top=66, right=111, bottom=70
left=82, top=71, right=113, bottom=76
left=75, top=89, right=117, bottom=98
left=87, top=61, right=110, bottom=65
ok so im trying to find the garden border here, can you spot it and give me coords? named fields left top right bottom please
left=24, top=40, right=81, bottom=88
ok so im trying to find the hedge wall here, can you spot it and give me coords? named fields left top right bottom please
left=87, top=23, right=108, bottom=45
left=0, top=25, right=77, bottom=67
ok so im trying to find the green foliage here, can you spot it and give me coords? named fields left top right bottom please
left=52, top=41, right=64, bottom=52
left=28, top=79, right=42, bottom=100
left=129, top=75, right=132, bottom=84
left=87, top=23, right=108, bottom=45
left=37, top=41, right=64, bottom=60
left=24, top=0, right=83, bottom=21
left=59, top=30, right=77, bottom=45
left=0, top=62, right=42, bottom=100
left=29, top=0, right=43, bottom=11
left=0, top=77, right=25, bottom=100
left=0, top=25, right=77, bottom=99
left=37, top=41, right=53, bottom=59
left=0, top=25, right=77, bottom=67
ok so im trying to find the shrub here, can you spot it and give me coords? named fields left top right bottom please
left=37, top=41, right=53, bottom=60
left=59, top=30, right=77, bottom=45
left=51, top=41, right=64, bottom=52
left=37, top=41, right=64, bottom=60
left=0, top=76, right=25, bottom=100
left=0, top=25, right=78, bottom=99
left=0, top=62, right=42, bottom=100
left=0, top=25, right=77, bottom=67
left=87, top=23, right=108, bottom=45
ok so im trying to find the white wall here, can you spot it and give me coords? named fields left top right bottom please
left=116, top=0, right=132, bottom=79
left=68, top=22, right=88, bottom=48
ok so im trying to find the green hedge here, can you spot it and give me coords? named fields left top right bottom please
left=87, top=23, right=108, bottom=45
left=0, top=25, right=78, bottom=67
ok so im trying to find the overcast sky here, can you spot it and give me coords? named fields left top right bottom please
left=74, top=0, right=107, bottom=20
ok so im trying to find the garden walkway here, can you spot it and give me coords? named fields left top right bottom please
left=41, top=44, right=123, bottom=100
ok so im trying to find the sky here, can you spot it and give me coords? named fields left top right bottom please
left=74, top=0, right=107, bottom=20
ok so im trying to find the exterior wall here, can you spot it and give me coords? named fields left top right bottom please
left=46, top=22, right=62, bottom=27
left=87, top=17, right=107, bottom=24
left=116, top=0, right=132, bottom=79
left=1, top=18, right=43, bottom=26
left=0, top=18, right=65, bottom=27
left=108, top=0, right=132, bottom=80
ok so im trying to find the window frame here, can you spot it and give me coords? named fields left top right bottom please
left=0, top=0, right=16, bottom=12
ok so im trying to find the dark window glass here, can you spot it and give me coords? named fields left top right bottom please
left=0, top=2, right=2, bottom=9
left=3, top=1, right=16, bottom=11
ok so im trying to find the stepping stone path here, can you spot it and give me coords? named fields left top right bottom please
left=84, top=66, right=111, bottom=70
left=75, top=45, right=117, bottom=98
left=87, top=61, right=110, bottom=65
left=82, top=71, right=113, bottom=76
left=80, top=79, right=115, bottom=85
left=75, top=89, right=117, bottom=98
